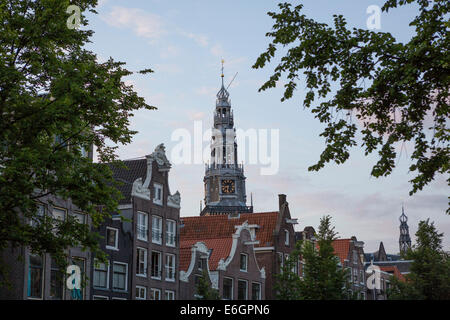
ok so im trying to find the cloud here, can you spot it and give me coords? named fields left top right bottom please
left=102, top=7, right=165, bottom=41
left=181, top=31, right=209, bottom=47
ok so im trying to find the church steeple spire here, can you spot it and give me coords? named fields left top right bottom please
left=201, top=60, right=252, bottom=216
left=399, top=205, right=412, bottom=256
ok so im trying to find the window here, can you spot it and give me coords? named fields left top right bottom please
left=52, top=208, right=66, bottom=234
left=252, top=283, right=261, bottom=300
left=353, top=250, right=358, bottom=264
left=137, top=212, right=148, bottom=241
left=31, top=203, right=46, bottom=227
left=153, top=183, right=163, bottom=205
left=150, top=288, right=161, bottom=300
left=112, top=262, right=127, bottom=291
left=223, top=278, right=233, bottom=300
left=136, top=248, right=147, bottom=277
left=136, top=286, right=147, bottom=300
left=70, top=257, right=85, bottom=300
left=237, top=280, right=248, bottom=300
left=285, top=229, right=290, bottom=246
left=106, top=227, right=119, bottom=250
left=165, top=254, right=176, bottom=281
left=52, top=207, right=66, bottom=221
left=240, top=253, right=248, bottom=272
left=353, top=268, right=358, bottom=283
left=165, top=290, right=175, bottom=300
left=166, top=219, right=176, bottom=247
left=72, top=212, right=86, bottom=224
left=93, top=259, right=109, bottom=289
left=360, top=270, right=364, bottom=284
left=27, top=254, right=44, bottom=299
left=198, top=257, right=207, bottom=270
left=151, top=251, right=162, bottom=279
left=152, top=216, right=162, bottom=244
left=50, top=258, right=64, bottom=300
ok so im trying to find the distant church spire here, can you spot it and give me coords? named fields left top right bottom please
left=399, top=205, right=412, bottom=256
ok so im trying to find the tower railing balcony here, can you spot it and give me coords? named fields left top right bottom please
left=214, top=113, right=234, bottom=126
left=205, top=162, right=244, bottom=173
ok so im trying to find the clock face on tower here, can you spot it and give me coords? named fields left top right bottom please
left=221, top=179, right=235, bottom=194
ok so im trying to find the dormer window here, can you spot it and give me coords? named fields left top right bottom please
left=153, top=183, right=163, bottom=205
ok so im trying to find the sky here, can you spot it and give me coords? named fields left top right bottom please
left=85, top=0, right=449, bottom=254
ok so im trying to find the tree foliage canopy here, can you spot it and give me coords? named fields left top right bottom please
left=0, top=0, right=154, bottom=279
left=253, top=0, right=449, bottom=212
left=388, top=219, right=450, bottom=299
left=275, top=216, right=351, bottom=300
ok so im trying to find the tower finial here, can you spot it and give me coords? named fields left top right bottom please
left=221, top=59, right=225, bottom=86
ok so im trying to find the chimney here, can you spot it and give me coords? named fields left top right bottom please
left=278, top=194, right=287, bottom=211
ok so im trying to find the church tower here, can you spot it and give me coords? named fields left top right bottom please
left=201, top=61, right=252, bottom=216
left=399, top=205, right=412, bottom=256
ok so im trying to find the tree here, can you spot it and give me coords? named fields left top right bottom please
left=388, top=219, right=450, bottom=300
left=0, top=0, right=154, bottom=282
left=275, top=215, right=350, bottom=300
left=253, top=1, right=449, bottom=213
left=195, top=270, right=220, bottom=300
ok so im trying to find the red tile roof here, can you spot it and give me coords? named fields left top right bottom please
left=179, top=238, right=233, bottom=271
left=180, top=212, right=279, bottom=248
left=315, top=239, right=352, bottom=264
left=331, top=239, right=352, bottom=265
left=179, top=212, right=280, bottom=271
left=379, top=265, right=405, bottom=281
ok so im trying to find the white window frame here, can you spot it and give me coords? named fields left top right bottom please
left=93, top=259, right=110, bottom=289
left=237, top=279, right=248, bottom=300
left=153, top=183, right=163, bottom=205
left=137, top=211, right=148, bottom=242
left=112, top=262, right=128, bottom=292
left=151, top=251, right=162, bottom=280
left=165, top=290, right=175, bottom=300
left=223, top=277, right=234, bottom=300
left=150, top=288, right=161, bottom=300
left=106, top=227, right=119, bottom=250
left=152, top=215, right=162, bottom=245
left=165, top=254, right=176, bottom=282
left=165, top=219, right=176, bottom=247
left=136, top=286, right=147, bottom=300
left=136, top=247, right=148, bottom=278
left=92, top=295, right=109, bottom=300
left=240, top=253, right=248, bottom=272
